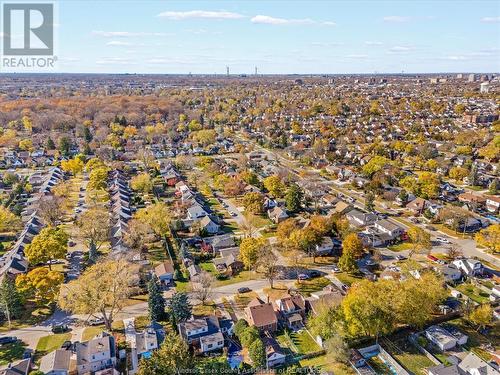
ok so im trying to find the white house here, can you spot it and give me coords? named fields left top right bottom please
left=315, top=237, right=334, bottom=256
left=374, top=219, right=404, bottom=239
left=425, top=325, right=457, bottom=351
left=187, top=204, right=208, bottom=220
left=452, top=259, right=484, bottom=277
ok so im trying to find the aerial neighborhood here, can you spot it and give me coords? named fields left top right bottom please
left=0, top=72, right=498, bottom=375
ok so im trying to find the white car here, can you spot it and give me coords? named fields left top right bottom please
left=436, top=237, right=450, bottom=244
left=331, top=265, right=340, bottom=273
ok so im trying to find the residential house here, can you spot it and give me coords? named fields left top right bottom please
left=263, top=333, right=287, bottom=368
left=245, top=298, right=278, bottom=332
left=187, top=204, right=208, bottom=220
left=425, top=325, right=466, bottom=351
left=154, top=261, right=175, bottom=286
left=187, top=264, right=201, bottom=279
left=406, top=197, right=430, bottom=215
left=306, top=285, right=344, bottom=316
left=75, top=333, right=116, bottom=375
left=267, top=206, right=289, bottom=224
left=0, top=359, right=31, bottom=375
left=374, top=219, right=404, bottom=240
left=199, top=216, right=220, bottom=235
left=315, top=237, right=334, bottom=256
left=458, top=352, right=499, bottom=375
left=486, top=195, right=500, bottom=214
left=274, top=294, right=306, bottom=330
left=452, top=259, right=484, bottom=277
left=39, top=349, right=72, bottom=375
left=178, top=316, right=228, bottom=354
left=439, top=265, right=463, bottom=284
left=346, top=209, right=377, bottom=227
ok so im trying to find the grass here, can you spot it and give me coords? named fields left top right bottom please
left=193, top=302, right=217, bottom=317
left=175, top=280, right=190, bottom=292
left=455, top=283, right=491, bottom=304
left=213, top=270, right=257, bottom=287
left=0, top=340, right=27, bottom=366
left=382, top=336, right=436, bottom=375
left=233, top=292, right=259, bottom=309
left=294, top=277, right=331, bottom=296
left=199, top=262, right=216, bottom=273
left=334, top=272, right=362, bottom=287
left=36, top=333, right=71, bottom=355
left=82, top=325, right=105, bottom=341
left=292, top=330, right=321, bottom=354
left=0, top=304, right=53, bottom=332
left=447, top=318, right=499, bottom=362
left=368, top=356, right=393, bottom=374
left=124, top=294, right=148, bottom=307
left=299, top=355, right=355, bottom=375
left=263, top=284, right=290, bottom=301
left=387, top=242, right=413, bottom=252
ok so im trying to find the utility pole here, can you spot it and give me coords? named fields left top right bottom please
left=226, top=66, right=229, bottom=77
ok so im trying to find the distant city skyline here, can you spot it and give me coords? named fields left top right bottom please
left=16, top=0, right=500, bottom=73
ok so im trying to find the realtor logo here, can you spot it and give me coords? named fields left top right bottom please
left=2, top=2, right=53, bottom=55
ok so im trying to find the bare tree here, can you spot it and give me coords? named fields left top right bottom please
left=446, top=246, right=463, bottom=261
left=257, top=248, right=279, bottom=289
left=191, top=271, right=214, bottom=305
left=38, top=195, right=64, bottom=226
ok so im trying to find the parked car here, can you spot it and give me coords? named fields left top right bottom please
left=396, top=255, right=407, bottom=261
left=309, top=270, right=321, bottom=278
left=68, top=240, right=76, bottom=247
left=0, top=336, right=17, bottom=345
left=87, top=317, right=105, bottom=326
left=52, top=324, right=69, bottom=333
left=436, top=237, right=450, bottom=244
left=331, top=265, right=340, bottom=273
left=61, top=341, right=72, bottom=350
left=237, top=287, right=252, bottom=294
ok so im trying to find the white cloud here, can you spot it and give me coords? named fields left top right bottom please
left=106, top=41, right=132, bottom=46
left=383, top=16, right=410, bottom=23
left=444, top=55, right=468, bottom=61
left=322, top=21, right=337, bottom=26
left=251, top=15, right=316, bottom=25
left=157, top=10, right=244, bottom=20
left=311, top=42, right=343, bottom=47
left=92, top=31, right=168, bottom=38
left=365, top=41, right=383, bottom=46
left=481, top=16, right=500, bottom=23
left=388, top=45, right=415, bottom=53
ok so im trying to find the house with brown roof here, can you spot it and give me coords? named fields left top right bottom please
left=267, top=206, right=289, bottom=224
left=274, top=294, right=306, bottom=330
left=245, top=298, right=278, bottom=332
left=154, top=261, right=175, bottom=286
left=406, top=197, right=430, bottom=215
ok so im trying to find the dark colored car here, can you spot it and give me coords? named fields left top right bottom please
left=237, top=287, right=251, bottom=294
left=61, top=341, right=72, bottom=350
left=52, top=324, right=69, bottom=334
left=0, top=336, right=17, bottom=345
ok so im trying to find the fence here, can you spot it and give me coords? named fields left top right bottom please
left=378, top=345, right=411, bottom=375
left=409, top=333, right=442, bottom=365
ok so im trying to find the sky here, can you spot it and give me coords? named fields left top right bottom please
left=15, top=0, right=500, bottom=73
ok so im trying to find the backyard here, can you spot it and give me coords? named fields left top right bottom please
left=276, top=329, right=322, bottom=355
left=0, top=340, right=27, bottom=366
left=381, top=335, right=436, bottom=375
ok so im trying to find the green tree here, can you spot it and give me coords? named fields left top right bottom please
left=468, top=304, right=493, bottom=331
left=0, top=277, right=23, bottom=327
left=325, top=335, right=350, bottom=363
left=242, top=192, right=265, bottom=214
left=24, top=226, right=69, bottom=269
left=338, top=247, right=358, bottom=274
left=169, top=292, right=191, bottom=324
left=239, top=237, right=268, bottom=270
left=249, top=339, right=266, bottom=368
left=148, top=275, right=165, bottom=322
left=407, top=227, right=431, bottom=258
left=138, top=333, right=192, bottom=375
left=46, top=137, right=55, bottom=150
left=58, top=136, right=71, bottom=156
left=365, top=192, right=375, bottom=212
left=263, top=175, right=286, bottom=198
left=285, top=183, right=303, bottom=212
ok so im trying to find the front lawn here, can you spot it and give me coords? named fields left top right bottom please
left=213, top=270, right=257, bottom=287
left=82, top=326, right=105, bottom=341
left=0, top=340, right=27, bottom=366
left=334, top=272, right=363, bottom=287
left=294, top=277, right=331, bottom=296
left=199, top=262, right=216, bottom=273
left=36, top=333, right=71, bottom=355
left=387, top=242, right=413, bottom=252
